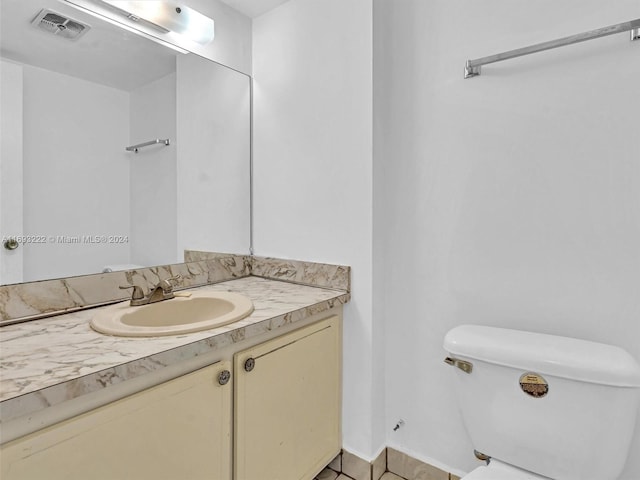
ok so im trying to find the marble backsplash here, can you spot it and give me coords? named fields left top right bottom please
left=0, top=252, right=349, bottom=325
left=187, top=251, right=350, bottom=292
left=184, top=250, right=351, bottom=292
left=251, top=256, right=350, bottom=292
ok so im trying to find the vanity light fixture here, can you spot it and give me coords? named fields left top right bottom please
left=61, top=0, right=214, bottom=52
left=99, top=1, right=215, bottom=45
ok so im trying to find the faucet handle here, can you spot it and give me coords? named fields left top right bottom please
left=157, top=275, right=182, bottom=293
left=119, top=285, right=145, bottom=300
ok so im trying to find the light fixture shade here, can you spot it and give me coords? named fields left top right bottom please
left=101, top=1, right=214, bottom=45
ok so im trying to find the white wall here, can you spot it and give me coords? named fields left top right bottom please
left=21, top=64, right=130, bottom=280
left=374, top=1, right=640, bottom=478
left=0, top=60, right=24, bottom=284
left=254, top=0, right=640, bottom=475
left=176, top=54, right=251, bottom=257
left=252, top=0, right=379, bottom=459
left=130, top=72, right=177, bottom=267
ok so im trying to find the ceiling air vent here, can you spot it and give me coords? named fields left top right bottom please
left=31, top=9, right=91, bottom=41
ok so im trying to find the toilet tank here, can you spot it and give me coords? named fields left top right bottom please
left=444, top=325, right=640, bottom=480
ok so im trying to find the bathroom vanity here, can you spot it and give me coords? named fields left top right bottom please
left=0, top=275, right=347, bottom=480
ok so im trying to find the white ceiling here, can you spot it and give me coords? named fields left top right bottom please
left=0, top=0, right=290, bottom=91
left=0, top=0, right=177, bottom=91
left=217, top=0, right=290, bottom=19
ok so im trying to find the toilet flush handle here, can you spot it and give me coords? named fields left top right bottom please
left=444, top=357, right=473, bottom=374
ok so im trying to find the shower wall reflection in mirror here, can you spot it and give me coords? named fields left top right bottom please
left=0, top=0, right=251, bottom=286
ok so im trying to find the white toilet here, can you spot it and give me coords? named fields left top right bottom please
left=443, top=325, right=640, bottom=480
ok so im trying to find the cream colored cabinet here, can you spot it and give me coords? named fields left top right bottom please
left=1, top=314, right=342, bottom=480
left=0, top=362, right=233, bottom=480
left=234, top=315, right=342, bottom=480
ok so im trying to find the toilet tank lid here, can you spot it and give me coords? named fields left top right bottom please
left=443, top=325, right=640, bottom=387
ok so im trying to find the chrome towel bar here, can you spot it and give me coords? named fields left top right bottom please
left=125, top=138, right=170, bottom=153
left=465, top=18, right=640, bottom=78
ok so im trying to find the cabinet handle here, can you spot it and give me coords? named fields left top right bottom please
left=244, top=357, right=255, bottom=372
left=218, top=370, right=231, bottom=385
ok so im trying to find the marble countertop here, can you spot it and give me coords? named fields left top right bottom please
left=0, top=277, right=348, bottom=423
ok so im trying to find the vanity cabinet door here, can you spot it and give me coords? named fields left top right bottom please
left=0, top=361, right=233, bottom=480
left=234, top=315, right=342, bottom=480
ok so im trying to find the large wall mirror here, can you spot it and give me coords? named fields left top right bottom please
left=0, top=0, right=251, bottom=286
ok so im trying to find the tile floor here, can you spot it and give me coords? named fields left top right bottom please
left=313, top=467, right=405, bottom=480
left=314, top=468, right=339, bottom=480
left=312, top=448, right=461, bottom=480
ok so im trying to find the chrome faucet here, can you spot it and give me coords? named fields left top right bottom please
left=120, top=275, right=182, bottom=306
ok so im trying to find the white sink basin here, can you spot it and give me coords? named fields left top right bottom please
left=90, top=291, right=254, bottom=337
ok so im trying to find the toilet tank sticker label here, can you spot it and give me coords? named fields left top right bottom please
left=519, top=372, right=549, bottom=398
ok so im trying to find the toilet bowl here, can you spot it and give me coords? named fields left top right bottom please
left=462, top=459, right=551, bottom=480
